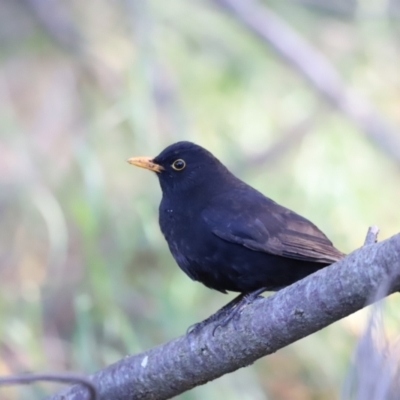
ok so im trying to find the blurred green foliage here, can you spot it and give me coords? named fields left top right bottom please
left=0, top=0, right=400, bottom=399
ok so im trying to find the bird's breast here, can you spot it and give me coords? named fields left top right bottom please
left=159, top=201, right=195, bottom=246
left=158, top=203, right=201, bottom=276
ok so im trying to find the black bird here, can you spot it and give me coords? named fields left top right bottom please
left=128, top=141, right=344, bottom=331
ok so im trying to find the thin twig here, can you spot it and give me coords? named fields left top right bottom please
left=364, top=225, right=380, bottom=246
left=0, top=373, right=98, bottom=400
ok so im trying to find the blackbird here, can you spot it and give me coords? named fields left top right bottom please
left=128, top=141, right=344, bottom=331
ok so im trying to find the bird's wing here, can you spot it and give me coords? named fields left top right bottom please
left=202, top=195, right=344, bottom=264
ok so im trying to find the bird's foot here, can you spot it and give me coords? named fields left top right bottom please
left=186, top=315, right=219, bottom=336
left=186, top=294, right=243, bottom=335
left=186, top=288, right=267, bottom=336
left=211, top=288, right=266, bottom=335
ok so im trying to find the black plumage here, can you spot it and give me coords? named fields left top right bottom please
left=128, top=141, right=344, bottom=330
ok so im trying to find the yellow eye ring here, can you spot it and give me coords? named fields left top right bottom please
left=172, top=159, right=186, bottom=171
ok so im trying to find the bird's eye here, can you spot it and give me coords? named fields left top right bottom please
left=172, top=159, right=186, bottom=171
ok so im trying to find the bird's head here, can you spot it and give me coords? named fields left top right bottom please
left=128, top=141, right=231, bottom=197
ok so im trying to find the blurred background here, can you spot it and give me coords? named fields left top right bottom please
left=1, top=0, right=400, bottom=399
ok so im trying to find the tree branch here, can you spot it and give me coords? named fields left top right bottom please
left=47, top=230, right=400, bottom=400
left=211, top=0, right=400, bottom=165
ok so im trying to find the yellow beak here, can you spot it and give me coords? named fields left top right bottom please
left=127, top=156, right=164, bottom=173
